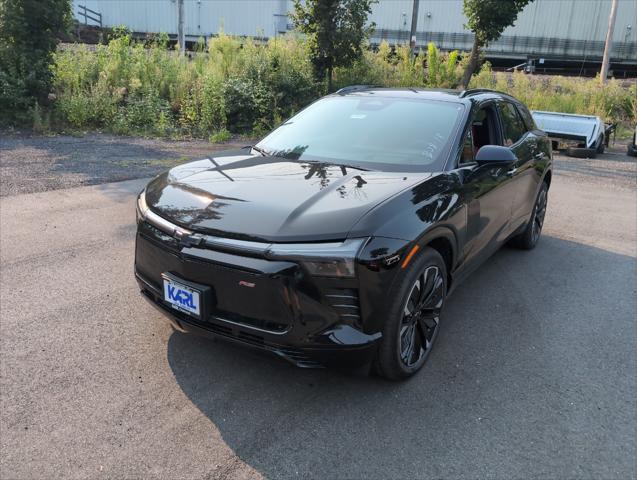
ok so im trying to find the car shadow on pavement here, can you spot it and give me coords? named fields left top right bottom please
left=166, top=235, right=636, bottom=479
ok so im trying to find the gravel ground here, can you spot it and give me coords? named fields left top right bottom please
left=0, top=132, right=251, bottom=197
left=554, top=144, right=637, bottom=190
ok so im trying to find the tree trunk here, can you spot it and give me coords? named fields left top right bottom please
left=461, top=38, right=481, bottom=89
left=327, top=64, right=333, bottom=92
left=600, top=0, right=619, bottom=84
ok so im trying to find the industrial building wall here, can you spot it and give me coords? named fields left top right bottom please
left=369, top=0, right=636, bottom=62
left=72, top=0, right=637, bottom=63
left=73, top=0, right=287, bottom=38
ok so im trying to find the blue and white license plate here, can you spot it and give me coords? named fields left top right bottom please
left=163, top=278, right=201, bottom=317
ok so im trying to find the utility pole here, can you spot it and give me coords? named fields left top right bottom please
left=409, top=0, right=420, bottom=58
left=177, top=0, right=185, bottom=55
left=600, top=0, right=618, bottom=84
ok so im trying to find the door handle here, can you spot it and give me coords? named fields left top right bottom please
left=506, top=167, right=518, bottom=177
left=534, top=152, right=545, bottom=160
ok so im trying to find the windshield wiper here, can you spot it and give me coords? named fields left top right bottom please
left=337, top=163, right=371, bottom=172
left=251, top=145, right=270, bottom=156
left=302, top=159, right=371, bottom=172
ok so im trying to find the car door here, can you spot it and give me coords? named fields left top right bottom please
left=497, top=101, right=543, bottom=231
left=453, top=101, right=515, bottom=274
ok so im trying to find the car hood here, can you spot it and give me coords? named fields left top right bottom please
left=144, top=150, right=431, bottom=242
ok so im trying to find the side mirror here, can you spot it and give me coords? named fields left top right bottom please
left=475, top=145, right=517, bottom=165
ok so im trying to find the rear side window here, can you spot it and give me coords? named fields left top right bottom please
left=517, top=104, right=537, bottom=131
left=498, top=102, right=527, bottom=146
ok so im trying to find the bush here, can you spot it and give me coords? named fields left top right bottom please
left=470, top=64, right=636, bottom=125
left=0, top=0, right=71, bottom=125
left=46, top=34, right=636, bottom=138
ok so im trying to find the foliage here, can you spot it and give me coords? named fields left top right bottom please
left=470, top=64, right=636, bottom=125
left=334, top=42, right=463, bottom=90
left=0, top=0, right=72, bottom=124
left=463, top=0, right=533, bottom=46
left=461, top=0, right=533, bottom=87
left=51, top=33, right=319, bottom=137
left=46, top=34, right=636, bottom=139
left=291, top=0, right=376, bottom=90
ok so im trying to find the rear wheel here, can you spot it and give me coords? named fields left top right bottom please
left=566, top=146, right=597, bottom=158
left=510, top=182, right=548, bottom=250
left=376, top=249, right=446, bottom=380
left=596, top=135, right=605, bottom=154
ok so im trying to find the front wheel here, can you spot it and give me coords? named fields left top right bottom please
left=510, top=182, right=549, bottom=250
left=376, top=249, right=447, bottom=380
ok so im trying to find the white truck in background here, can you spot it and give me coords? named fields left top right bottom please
left=531, top=111, right=615, bottom=159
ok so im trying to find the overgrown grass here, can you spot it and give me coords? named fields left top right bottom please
left=470, top=63, right=637, bottom=127
left=47, top=33, right=636, bottom=139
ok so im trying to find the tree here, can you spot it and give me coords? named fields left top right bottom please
left=291, top=0, right=376, bottom=91
left=460, top=0, right=533, bottom=88
left=0, top=0, right=71, bottom=124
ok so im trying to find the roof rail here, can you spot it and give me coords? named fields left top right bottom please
left=458, top=88, right=498, bottom=98
left=334, top=85, right=381, bottom=95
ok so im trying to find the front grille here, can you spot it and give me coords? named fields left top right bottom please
left=237, top=330, right=266, bottom=345
left=141, top=285, right=324, bottom=368
left=218, top=309, right=288, bottom=333
left=325, top=288, right=361, bottom=327
left=136, top=233, right=293, bottom=334
left=204, top=321, right=233, bottom=337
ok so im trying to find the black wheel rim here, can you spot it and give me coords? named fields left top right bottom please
left=532, top=188, right=547, bottom=243
left=399, top=266, right=444, bottom=368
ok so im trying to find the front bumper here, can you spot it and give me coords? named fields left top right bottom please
left=138, top=276, right=379, bottom=369
left=134, top=224, right=385, bottom=370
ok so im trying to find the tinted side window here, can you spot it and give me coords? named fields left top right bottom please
left=517, top=104, right=537, bottom=131
left=498, top=102, right=527, bottom=146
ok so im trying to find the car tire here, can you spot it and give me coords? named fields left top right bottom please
left=375, top=248, right=447, bottom=380
left=510, top=182, right=549, bottom=250
left=596, top=136, right=605, bottom=154
left=627, top=144, right=637, bottom=157
left=566, top=146, right=597, bottom=158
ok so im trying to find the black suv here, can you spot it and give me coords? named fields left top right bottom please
left=135, top=87, right=552, bottom=379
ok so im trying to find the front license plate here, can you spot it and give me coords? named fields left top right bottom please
left=163, top=278, right=201, bottom=317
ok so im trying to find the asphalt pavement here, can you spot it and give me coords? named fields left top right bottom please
left=1, top=149, right=636, bottom=479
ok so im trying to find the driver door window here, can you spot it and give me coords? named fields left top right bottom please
left=459, top=106, right=500, bottom=165
left=498, top=102, right=527, bottom=146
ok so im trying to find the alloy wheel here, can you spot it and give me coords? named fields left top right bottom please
left=532, top=188, right=548, bottom=243
left=399, top=265, right=444, bottom=367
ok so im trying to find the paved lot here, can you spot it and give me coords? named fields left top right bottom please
left=1, top=140, right=636, bottom=479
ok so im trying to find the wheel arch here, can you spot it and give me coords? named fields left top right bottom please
left=414, top=226, right=458, bottom=290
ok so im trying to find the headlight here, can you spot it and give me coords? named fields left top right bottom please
left=265, top=238, right=367, bottom=278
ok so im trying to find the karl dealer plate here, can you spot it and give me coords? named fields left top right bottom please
left=163, top=276, right=201, bottom=318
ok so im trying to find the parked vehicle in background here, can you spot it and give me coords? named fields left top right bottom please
left=134, top=87, right=553, bottom=380
left=531, top=111, right=614, bottom=158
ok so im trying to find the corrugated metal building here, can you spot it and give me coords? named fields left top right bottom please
left=73, top=0, right=637, bottom=73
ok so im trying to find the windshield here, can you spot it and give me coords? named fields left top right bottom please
left=256, top=95, right=464, bottom=172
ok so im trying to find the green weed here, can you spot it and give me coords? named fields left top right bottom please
left=49, top=35, right=636, bottom=139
